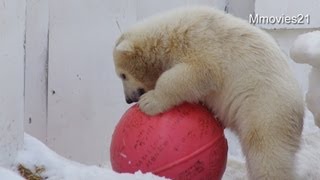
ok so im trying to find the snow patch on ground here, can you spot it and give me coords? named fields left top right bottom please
left=0, top=167, right=24, bottom=180
left=9, top=134, right=168, bottom=180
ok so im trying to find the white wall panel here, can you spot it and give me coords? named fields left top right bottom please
left=227, top=0, right=255, bottom=20
left=24, top=0, right=49, bottom=143
left=0, top=0, right=25, bottom=167
left=255, top=0, right=320, bottom=29
left=48, top=0, right=136, bottom=165
left=137, top=0, right=226, bottom=20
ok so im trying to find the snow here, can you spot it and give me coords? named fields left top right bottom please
left=289, top=30, right=320, bottom=179
left=0, top=167, right=24, bottom=180
left=290, top=31, right=320, bottom=67
left=290, top=31, right=320, bottom=128
left=0, top=110, right=318, bottom=180
left=4, top=134, right=168, bottom=180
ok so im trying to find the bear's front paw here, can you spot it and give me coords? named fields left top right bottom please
left=138, top=90, right=168, bottom=116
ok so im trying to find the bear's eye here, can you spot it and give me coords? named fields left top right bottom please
left=120, top=73, right=126, bottom=80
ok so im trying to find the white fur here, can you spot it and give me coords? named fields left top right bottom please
left=116, top=40, right=134, bottom=52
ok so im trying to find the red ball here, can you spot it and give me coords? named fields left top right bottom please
left=110, top=103, right=228, bottom=180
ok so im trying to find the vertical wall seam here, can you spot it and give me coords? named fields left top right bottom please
left=224, top=0, right=230, bottom=13
left=45, top=0, right=50, bottom=144
left=23, top=0, right=28, bottom=136
left=253, top=0, right=256, bottom=16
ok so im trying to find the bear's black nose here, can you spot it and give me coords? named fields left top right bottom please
left=126, top=97, right=133, bottom=104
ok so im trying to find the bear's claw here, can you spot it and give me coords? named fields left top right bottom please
left=138, top=90, right=167, bottom=116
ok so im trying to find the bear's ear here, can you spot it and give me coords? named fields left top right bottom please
left=115, top=40, right=134, bottom=53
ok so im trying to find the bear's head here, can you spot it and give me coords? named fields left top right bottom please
left=113, top=35, right=166, bottom=104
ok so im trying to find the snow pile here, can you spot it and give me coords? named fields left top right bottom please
left=6, top=134, right=168, bottom=180
left=290, top=31, right=320, bottom=128
left=290, top=31, right=320, bottom=67
left=0, top=167, right=24, bottom=180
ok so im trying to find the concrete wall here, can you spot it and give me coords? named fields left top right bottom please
left=255, top=0, right=320, bottom=29
left=137, top=0, right=226, bottom=20
left=226, top=0, right=255, bottom=19
left=0, top=0, right=25, bottom=167
left=24, top=0, right=49, bottom=144
left=47, top=0, right=136, bottom=165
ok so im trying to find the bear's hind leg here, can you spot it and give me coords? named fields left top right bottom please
left=239, top=120, right=302, bottom=180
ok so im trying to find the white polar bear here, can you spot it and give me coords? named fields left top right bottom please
left=113, top=6, right=304, bottom=180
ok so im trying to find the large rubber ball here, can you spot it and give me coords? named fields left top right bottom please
left=110, top=103, right=228, bottom=180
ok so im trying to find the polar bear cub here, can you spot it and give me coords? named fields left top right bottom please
left=113, top=6, right=304, bottom=180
